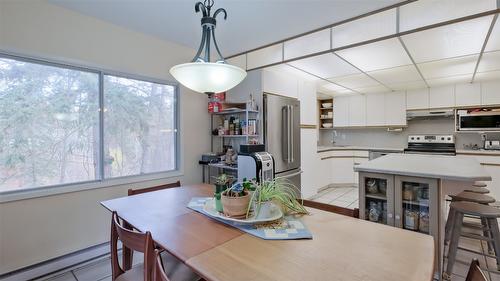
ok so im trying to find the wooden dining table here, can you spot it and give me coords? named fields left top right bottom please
left=101, top=184, right=435, bottom=281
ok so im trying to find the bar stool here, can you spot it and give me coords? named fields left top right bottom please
left=444, top=202, right=500, bottom=279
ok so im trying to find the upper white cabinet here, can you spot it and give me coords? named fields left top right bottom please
left=406, top=88, right=429, bottom=110
left=455, top=83, right=481, bottom=107
left=333, top=96, right=350, bottom=127
left=429, top=85, right=455, bottom=108
left=481, top=81, right=500, bottom=105
left=366, top=93, right=385, bottom=126
left=384, top=92, right=407, bottom=126
left=348, top=95, right=366, bottom=126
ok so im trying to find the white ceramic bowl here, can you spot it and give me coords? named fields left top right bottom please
left=322, top=103, right=332, bottom=108
left=322, top=123, right=333, bottom=128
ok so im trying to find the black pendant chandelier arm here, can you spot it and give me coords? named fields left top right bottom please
left=191, top=1, right=227, bottom=63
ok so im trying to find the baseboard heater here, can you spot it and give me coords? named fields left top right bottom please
left=0, top=242, right=111, bottom=281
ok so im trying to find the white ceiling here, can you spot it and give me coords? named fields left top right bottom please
left=47, top=0, right=403, bottom=56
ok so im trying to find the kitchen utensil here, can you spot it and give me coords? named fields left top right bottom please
left=322, top=123, right=333, bottom=128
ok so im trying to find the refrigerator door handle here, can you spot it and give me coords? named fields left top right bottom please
left=289, top=105, right=294, bottom=163
left=281, top=105, right=289, bottom=163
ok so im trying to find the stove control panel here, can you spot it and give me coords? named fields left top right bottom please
left=408, top=135, right=455, bottom=144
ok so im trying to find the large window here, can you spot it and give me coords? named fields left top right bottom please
left=0, top=56, right=178, bottom=193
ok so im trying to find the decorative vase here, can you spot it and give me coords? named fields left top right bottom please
left=221, top=191, right=250, bottom=218
left=214, top=192, right=223, bottom=213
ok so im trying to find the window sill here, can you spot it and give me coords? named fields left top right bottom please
left=0, top=170, right=184, bottom=203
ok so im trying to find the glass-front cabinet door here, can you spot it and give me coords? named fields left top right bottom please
left=394, top=176, right=438, bottom=237
left=359, top=172, right=395, bottom=226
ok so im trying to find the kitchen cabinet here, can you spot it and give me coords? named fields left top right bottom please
left=333, top=96, right=349, bottom=127
left=429, top=85, right=455, bottom=108
left=481, top=81, right=500, bottom=106
left=455, top=83, right=481, bottom=107
left=406, top=88, right=429, bottom=110
left=384, top=92, right=407, bottom=126
left=348, top=95, right=366, bottom=126
left=365, top=93, right=385, bottom=126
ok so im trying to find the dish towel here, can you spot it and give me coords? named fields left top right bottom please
left=187, top=197, right=312, bottom=240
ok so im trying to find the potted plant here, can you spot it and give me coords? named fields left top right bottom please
left=213, top=174, right=234, bottom=212
left=246, top=178, right=308, bottom=219
left=221, top=182, right=251, bottom=218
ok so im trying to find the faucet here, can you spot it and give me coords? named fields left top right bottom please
left=331, top=130, right=338, bottom=145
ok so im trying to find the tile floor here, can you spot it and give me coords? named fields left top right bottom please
left=309, top=186, right=359, bottom=209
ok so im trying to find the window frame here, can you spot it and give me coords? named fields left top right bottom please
left=0, top=52, right=181, bottom=202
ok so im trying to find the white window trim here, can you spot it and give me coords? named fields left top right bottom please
left=0, top=51, right=182, bottom=203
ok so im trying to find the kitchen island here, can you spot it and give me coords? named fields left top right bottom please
left=354, top=153, right=492, bottom=279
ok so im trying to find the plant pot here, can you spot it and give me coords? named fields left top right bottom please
left=255, top=200, right=274, bottom=219
left=221, top=191, right=250, bottom=218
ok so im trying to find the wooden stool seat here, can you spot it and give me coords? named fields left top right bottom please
left=450, top=192, right=495, bottom=204
left=450, top=201, right=500, bottom=218
left=464, top=186, right=490, bottom=194
left=473, top=181, right=488, bottom=188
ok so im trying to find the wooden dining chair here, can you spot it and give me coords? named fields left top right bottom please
left=111, top=211, right=155, bottom=281
left=301, top=199, right=360, bottom=218
left=128, top=180, right=181, bottom=196
left=465, top=259, right=487, bottom=281
left=153, top=249, right=170, bottom=281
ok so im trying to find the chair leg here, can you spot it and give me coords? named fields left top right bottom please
left=445, top=212, right=464, bottom=279
left=122, top=221, right=134, bottom=270
left=487, top=217, right=500, bottom=270
left=445, top=207, right=456, bottom=245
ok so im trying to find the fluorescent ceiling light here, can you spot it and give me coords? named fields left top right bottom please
left=485, top=16, right=500, bottom=52
left=401, top=16, right=493, bottom=63
left=354, top=85, right=389, bottom=94
left=317, top=81, right=349, bottom=92
left=478, top=51, right=500, bottom=73
left=284, top=29, right=330, bottom=60
left=426, top=74, right=473, bottom=87
left=386, top=80, right=428, bottom=91
left=417, top=54, right=479, bottom=79
left=335, top=38, right=412, bottom=72
left=474, top=70, right=500, bottom=82
left=288, top=53, right=359, bottom=78
left=367, top=65, right=423, bottom=85
left=265, top=64, right=320, bottom=81
left=328, top=73, right=381, bottom=89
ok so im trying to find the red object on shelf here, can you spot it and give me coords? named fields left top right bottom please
left=212, top=92, right=226, bottom=102
left=208, top=101, right=222, bottom=113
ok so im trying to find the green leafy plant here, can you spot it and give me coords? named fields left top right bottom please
left=246, top=178, right=308, bottom=217
left=213, top=174, right=234, bottom=193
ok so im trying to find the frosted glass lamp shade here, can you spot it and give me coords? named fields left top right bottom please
left=170, top=62, right=247, bottom=94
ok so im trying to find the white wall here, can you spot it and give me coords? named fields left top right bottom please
left=0, top=1, right=210, bottom=274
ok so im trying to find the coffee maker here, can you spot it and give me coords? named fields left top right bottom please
left=237, top=152, right=275, bottom=183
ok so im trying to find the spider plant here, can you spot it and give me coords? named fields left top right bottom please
left=246, top=178, right=308, bottom=218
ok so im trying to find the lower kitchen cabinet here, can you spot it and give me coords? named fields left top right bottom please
left=359, top=172, right=439, bottom=238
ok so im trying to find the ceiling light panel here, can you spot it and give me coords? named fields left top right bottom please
left=485, top=16, right=500, bottom=52
left=401, top=16, right=493, bottom=63
left=288, top=53, right=359, bottom=78
left=265, top=64, right=320, bottom=81
left=331, top=9, right=396, bottom=49
left=335, top=38, right=412, bottom=72
left=367, top=65, right=423, bottom=85
left=417, top=54, right=479, bottom=79
left=354, top=85, right=389, bottom=95
left=474, top=70, right=500, bottom=82
left=284, top=29, right=330, bottom=60
left=317, top=81, right=348, bottom=92
left=478, top=51, right=500, bottom=72
left=247, top=43, right=282, bottom=70
left=387, top=80, right=428, bottom=91
left=329, top=73, right=381, bottom=89
left=226, top=54, right=246, bottom=70
left=399, top=0, right=496, bottom=32
left=426, top=74, right=473, bottom=87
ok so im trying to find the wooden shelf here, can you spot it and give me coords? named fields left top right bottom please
left=320, top=117, right=333, bottom=120
left=320, top=107, right=333, bottom=110
left=365, top=193, right=387, bottom=200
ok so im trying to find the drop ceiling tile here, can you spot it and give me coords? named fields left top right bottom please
left=266, top=64, right=320, bottom=81
left=485, top=16, right=500, bottom=52
left=399, top=0, right=496, bottom=32
left=354, top=85, right=389, bottom=94
left=367, top=65, right=422, bottom=85
left=401, top=16, right=493, bottom=63
left=335, top=38, right=412, bottom=72
left=247, top=43, right=282, bottom=70
left=387, top=80, right=428, bottom=91
left=284, top=29, right=331, bottom=60
left=426, top=74, right=473, bottom=87
left=227, top=55, right=246, bottom=70
left=317, top=82, right=350, bottom=94
left=288, top=53, right=359, bottom=79
left=328, top=73, right=381, bottom=89
left=418, top=54, right=479, bottom=79
left=477, top=51, right=500, bottom=72
left=474, top=70, right=500, bottom=82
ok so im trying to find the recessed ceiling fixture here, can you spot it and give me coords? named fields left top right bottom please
left=170, top=0, right=247, bottom=95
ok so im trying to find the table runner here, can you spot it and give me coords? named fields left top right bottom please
left=187, top=197, right=312, bottom=240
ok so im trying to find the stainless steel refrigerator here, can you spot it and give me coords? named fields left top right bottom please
left=263, top=93, right=301, bottom=192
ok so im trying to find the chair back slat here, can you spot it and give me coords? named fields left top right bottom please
left=113, top=214, right=150, bottom=252
left=153, top=250, right=171, bottom=281
left=301, top=199, right=359, bottom=218
left=465, top=259, right=487, bottom=281
left=128, top=181, right=181, bottom=196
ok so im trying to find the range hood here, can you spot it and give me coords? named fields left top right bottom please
left=406, top=109, right=454, bottom=120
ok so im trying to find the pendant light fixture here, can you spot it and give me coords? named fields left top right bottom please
left=170, top=0, right=247, bottom=95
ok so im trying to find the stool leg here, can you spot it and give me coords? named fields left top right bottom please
left=481, top=217, right=495, bottom=255
left=487, top=217, right=500, bottom=270
left=445, top=212, right=464, bottom=279
left=445, top=207, right=456, bottom=245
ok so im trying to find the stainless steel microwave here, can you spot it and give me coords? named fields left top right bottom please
left=458, top=111, right=500, bottom=131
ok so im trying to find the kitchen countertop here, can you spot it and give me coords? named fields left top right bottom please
left=354, top=154, right=492, bottom=181
left=456, top=149, right=500, bottom=156
left=317, top=145, right=404, bottom=153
